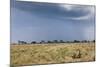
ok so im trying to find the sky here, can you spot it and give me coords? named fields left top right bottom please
left=11, top=0, right=95, bottom=43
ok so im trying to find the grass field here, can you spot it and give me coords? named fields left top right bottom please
left=10, top=43, right=95, bottom=66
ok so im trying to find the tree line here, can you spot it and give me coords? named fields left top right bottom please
left=16, top=40, right=95, bottom=45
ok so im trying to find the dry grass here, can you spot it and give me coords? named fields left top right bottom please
left=10, top=43, right=95, bottom=66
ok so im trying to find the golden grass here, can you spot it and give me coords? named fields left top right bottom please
left=10, top=43, right=95, bottom=66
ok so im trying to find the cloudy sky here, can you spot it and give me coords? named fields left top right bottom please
left=11, top=0, right=95, bottom=43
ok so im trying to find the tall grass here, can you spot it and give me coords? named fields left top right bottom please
left=10, top=43, right=95, bottom=66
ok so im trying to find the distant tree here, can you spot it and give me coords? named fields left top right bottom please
left=86, top=40, right=90, bottom=43
left=18, top=40, right=27, bottom=45
left=24, top=41, right=27, bottom=44
left=74, top=40, right=77, bottom=43
left=84, top=40, right=87, bottom=43
left=65, top=41, right=71, bottom=43
left=18, top=40, right=21, bottom=45
left=93, top=40, right=95, bottom=43
left=74, top=40, right=80, bottom=43
left=47, top=41, right=52, bottom=43
left=40, top=40, right=45, bottom=44
left=31, top=41, right=37, bottom=44
left=59, top=40, right=64, bottom=43
left=81, top=40, right=87, bottom=43
left=41, top=40, right=45, bottom=43
left=53, top=40, right=58, bottom=43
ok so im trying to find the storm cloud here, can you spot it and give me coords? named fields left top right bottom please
left=11, top=0, right=95, bottom=43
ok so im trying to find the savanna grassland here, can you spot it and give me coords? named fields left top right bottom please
left=10, top=43, right=95, bottom=66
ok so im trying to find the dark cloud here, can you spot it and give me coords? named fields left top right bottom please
left=10, top=0, right=95, bottom=43
left=11, top=0, right=94, bottom=20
